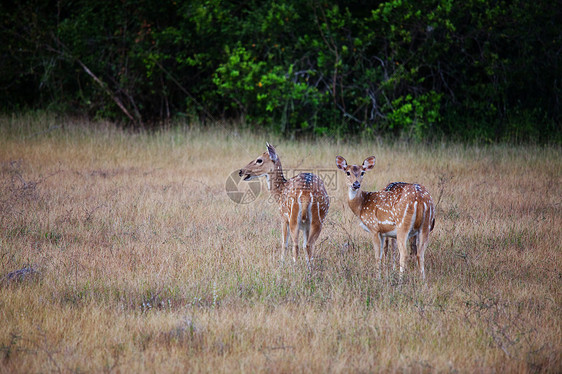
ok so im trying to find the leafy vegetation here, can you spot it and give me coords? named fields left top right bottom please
left=1, top=0, right=560, bottom=141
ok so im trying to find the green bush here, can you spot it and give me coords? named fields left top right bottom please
left=0, top=0, right=559, bottom=142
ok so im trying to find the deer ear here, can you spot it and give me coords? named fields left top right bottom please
left=266, top=142, right=278, bottom=161
left=335, top=156, right=348, bottom=170
left=362, top=156, right=376, bottom=170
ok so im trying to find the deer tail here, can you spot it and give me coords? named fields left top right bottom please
left=298, top=192, right=312, bottom=225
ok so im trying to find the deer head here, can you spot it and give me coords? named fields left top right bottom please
left=336, top=156, right=376, bottom=196
left=239, top=143, right=280, bottom=181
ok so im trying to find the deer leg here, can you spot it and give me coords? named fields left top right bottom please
left=372, top=233, right=384, bottom=279
left=412, top=204, right=431, bottom=281
left=396, top=233, right=409, bottom=280
left=385, top=238, right=397, bottom=271
left=304, top=220, right=323, bottom=271
left=417, top=253, right=425, bottom=280
left=302, top=224, right=310, bottom=266
left=417, top=227, right=431, bottom=281
left=289, top=203, right=300, bottom=263
left=290, top=231, right=299, bottom=263
left=383, top=238, right=390, bottom=267
left=281, top=222, right=290, bottom=263
left=409, top=235, right=418, bottom=257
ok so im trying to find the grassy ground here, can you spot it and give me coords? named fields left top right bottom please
left=1, top=113, right=561, bottom=373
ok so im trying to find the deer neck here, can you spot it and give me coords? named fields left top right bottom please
left=347, top=187, right=367, bottom=218
left=267, top=161, right=287, bottom=200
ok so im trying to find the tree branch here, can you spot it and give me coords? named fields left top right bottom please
left=49, top=35, right=138, bottom=123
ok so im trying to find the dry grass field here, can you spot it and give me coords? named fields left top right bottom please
left=1, top=113, right=561, bottom=373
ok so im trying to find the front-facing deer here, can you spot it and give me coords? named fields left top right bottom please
left=336, top=156, right=435, bottom=280
left=239, top=144, right=330, bottom=268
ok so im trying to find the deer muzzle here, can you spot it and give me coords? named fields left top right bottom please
left=239, top=169, right=252, bottom=181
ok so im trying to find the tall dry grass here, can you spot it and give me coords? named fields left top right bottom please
left=1, top=113, right=561, bottom=373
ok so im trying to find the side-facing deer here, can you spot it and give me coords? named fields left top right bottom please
left=239, top=144, right=330, bottom=267
left=336, top=156, right=435, bottom=280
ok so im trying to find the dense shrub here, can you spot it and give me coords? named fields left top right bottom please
left=1, top=0, right=560, bottom=142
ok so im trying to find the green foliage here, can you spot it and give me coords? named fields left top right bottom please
left=0, top=0, right=560, bottom=142
left=386, top=92, right=442, bottom=140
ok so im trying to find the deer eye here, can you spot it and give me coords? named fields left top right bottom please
left=346, top=171, right=350, bottom=176
left=256, top=159, right=263, bottom=164
left=361, top=171, right=365, bottom=176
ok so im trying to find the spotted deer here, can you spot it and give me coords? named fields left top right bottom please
left=336, top=156, right=435, bottom=279
left=239, top=144, right=330, bottom=267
